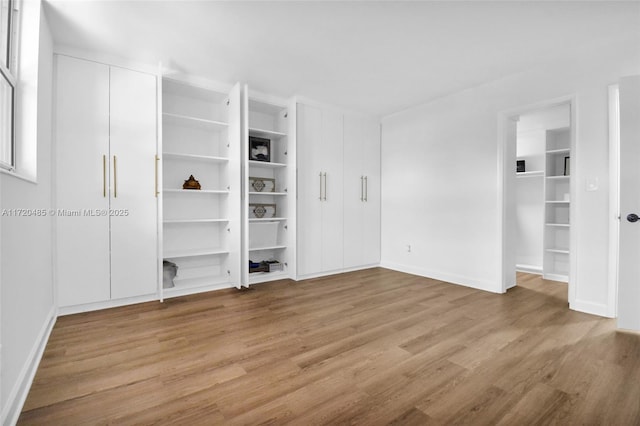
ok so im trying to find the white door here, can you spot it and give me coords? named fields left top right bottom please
left=56, top=55, right=111, bottom=306
left=343, top=115, right=364, bottom=268
left=321, top=109, right=344, bottom=272
left=109, top=66, right=158, bottom=299
left=297, top=104, right=323, bottom=276
left=618, top=75, right=640, bottom=331
left=362, top=119, right=381, bottom=265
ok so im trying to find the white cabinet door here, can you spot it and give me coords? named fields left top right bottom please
left=320, top=109, right=344, bottom=272
left=343, top=115, right=364, bottom=268
left=297, top=104, right=324, bottom=276
left=109, top=67, right=158, bottom=299
left=56, top=55, right=111, bottom=306
left=362, top=119, right=381, bottom=265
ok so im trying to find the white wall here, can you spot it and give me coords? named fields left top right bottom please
left=381, top=37, right=640, bottom=316
left=0, top=2, right=55, bottom=423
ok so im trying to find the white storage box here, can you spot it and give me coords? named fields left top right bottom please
left=249, top=222, right=278, bottom=249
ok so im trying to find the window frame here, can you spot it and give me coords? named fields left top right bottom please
left=0, top=0, right=17, bottom=172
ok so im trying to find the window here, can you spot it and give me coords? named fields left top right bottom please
left=0, top=0, right=16, bottom=170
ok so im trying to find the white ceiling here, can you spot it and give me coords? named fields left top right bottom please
left=43, top=1, right=640, bottom=117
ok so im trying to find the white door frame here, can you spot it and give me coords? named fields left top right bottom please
left=497, top=95, right=577, bottom=302
left=607, top=84, right=620, bottom=318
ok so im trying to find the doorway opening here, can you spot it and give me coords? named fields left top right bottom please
left=499, top=97, right=576, bottom=303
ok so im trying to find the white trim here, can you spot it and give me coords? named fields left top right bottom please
left=58, top=294, right=159, bottom=316
left=380, top=262, right=501, bottom=294
left=516, top=264, right=543, bottom=275
left=608, top=84, right=620, bottom=319
left=296, top=264, right=380, bottom=281
left=570, top=299, right=612, bottom=318
left=1, top=307, right=56, bottom=426
left=295, top=95, right=381, bottom=121
left=53, top=44, right=158, bottom=76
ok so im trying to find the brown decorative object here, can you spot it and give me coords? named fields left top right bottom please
left=183, top=175, right=201, bottom=190
left=249, top=203, right=276, bottom=219
left=249, top=176, right=276, bottom=192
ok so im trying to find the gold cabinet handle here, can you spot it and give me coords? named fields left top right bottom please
left=155, top=155, right=159, bottom=197
left=102, top=155, right=107, bottom=197
left=113, top=155, right=118, bottom=198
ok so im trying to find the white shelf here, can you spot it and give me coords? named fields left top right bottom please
left=164, top=189, right=229, bottom=194
left=249, top=217, right=287, bottom=222
left=163, top=248, right=229, bottom=258
left=249, top=127, right=287, bottom=139
left=545, top=200, right=570, bottom=204
left=249, top=191, right=287, bottom=196
left=248, top=270, right=289, bottom=284
left=248, top=245, right=287, bottom=252
left=546, top=148, right=571, bottom=155
left=546, top=248, right=570, bottom=254
left=166, top=275, right=231, bottom=293
left=248, top=160, right=287, bottom=169
left=517, top=171, right=544, bottom=178
left=164, top=219, right=229, bottom=224
left=545, top=223, right=570, bottom=228
left=546, top=175, right=570, bottom=180
left=163, top=152, right=228, bottom=163
left=163, top=112, right=228, bottom=130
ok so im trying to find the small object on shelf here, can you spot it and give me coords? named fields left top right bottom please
left=249, top=136, right=271, bottom=162
left=266, top=260, right=284, bottom=272
left=249, top=260, right=269, bottom=273
left=564, top=156, right=570, bottom=176
left=249, top=203, right=276, bottom=219
left=249, top=176, right=276, bottom=192
left=183, top=175, right=201, bottom=190
left=162, top=260, right=178, bottom=288
left=516, top=160, right=525, bottom=173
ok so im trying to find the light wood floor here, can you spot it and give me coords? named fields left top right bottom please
left=19, top=268, right=640, bottom=425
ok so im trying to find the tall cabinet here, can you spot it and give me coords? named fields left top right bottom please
left=56, top=55, right=158, bottom=309
left=543, top=127, right=571, bottom=282
left=241, top=88, right=296, bottom=286
left=297, top=103, right=381, bottom=278
left=160, top=79, right=242, bottom=297
left=343, top=116, right=381, bottom=269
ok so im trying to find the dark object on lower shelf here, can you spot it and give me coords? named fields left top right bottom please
left=163, top=260, right=178, bottom=288
left=516, top=160, right=525, bottom=173
left=249, top=260, right=283, bottom=273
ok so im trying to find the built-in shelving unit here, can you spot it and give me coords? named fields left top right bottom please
left=160, top=78, right=241, bottom=297
left=241, top=87, right=296, bottom=286
left=543, top=126, right=571, bottom=282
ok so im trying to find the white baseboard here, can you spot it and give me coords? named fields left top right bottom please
left=2, top=306, right=57, bottom=426
left=380, top=261, right=501, bottom=294
left=296, top=263, right=380, bottom=281
left=570, top=299, right=612, bottom=318
left=516, top=264, right=543, bottom=275
left=58, top=293, right=159, bottom=316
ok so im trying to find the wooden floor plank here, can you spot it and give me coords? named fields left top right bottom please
left=19, top=269, right=640, bottom=424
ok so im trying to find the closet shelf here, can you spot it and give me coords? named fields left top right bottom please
left=164, top=189, right=229, bottom=194
left=517, top=171, right=544, bottom=178
left=248, top=160, right=287, bottom=169
left=163, top=218, right=229, bottom=224
left=163, top=112, right=228, bottom=130
left=546, top=248, right=570, bottom=254
left=545, top=223, right=570, bottom=228
left=163, top=152, right=229, bottom=163
left=546, top=148, right=571, bottom=155
left=248, top=245, right=287, bottom=252
left=164, top=248, right=229, bottom=258
left=248, top=191, right=287, bottom=196
left=248, top=217, right=287, bottom=222
left=249, top=127, right=287, bottom=139
left=546, top=175, right=570, bottom=180
left=545, top=200, right=570, bottom=204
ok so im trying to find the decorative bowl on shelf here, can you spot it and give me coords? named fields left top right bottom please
left=183, top=175, right=201, bottom=190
